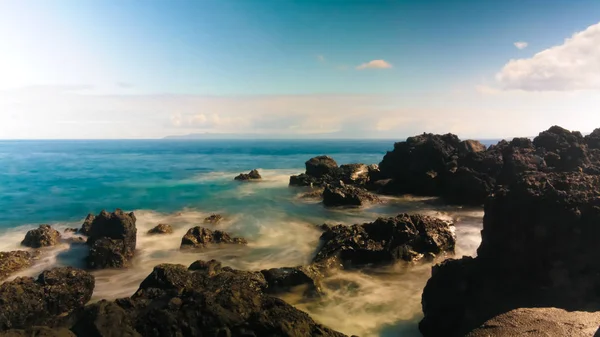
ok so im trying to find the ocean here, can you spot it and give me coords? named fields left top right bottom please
left=0, top=139, right=484, bottom=337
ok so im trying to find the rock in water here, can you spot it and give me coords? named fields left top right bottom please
left=260, top=265, right=324, bottom=297
left=0, top=267, right=94, bottom=331
left=466, top=308, right=600, bottom=337
left=322, top=181, right=380, bottom=207
left=78, top=213, right=95, bottom=236
left=180, top=227, right=247, bottom=249
left=306, top=156, right=339, bottom=178
left=85, top=209, right=137, bottom=269
left=203, top=214, right=223, bottom=224
left=313, top=213, right=455, bottom=269
left=147, top=223, right=173, bottom=235
left=234, top=169, right=262, bottom=181
left=0, top=251, right=41, bottom=281
left=71, top=261, right=347, bottom=337
left=420, top=171, right=600, bottom=336
left=21, top=225, right=61, bottom=248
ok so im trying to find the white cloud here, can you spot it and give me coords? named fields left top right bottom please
left=356, top=60, right=392, bottom=70
left=496, top=22, right=600, bottom=91
left=514, top=41, right=528, bottom=49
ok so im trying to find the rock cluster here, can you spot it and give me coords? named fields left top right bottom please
left=234, top=169, right=262, bottom=181
left=290, top=156, right=379, bottom=188
left=180, top=227, right=247, bottom=249
left=85, top=209, right=137, bottom=269
left=21, top=225, right=61, bottom=248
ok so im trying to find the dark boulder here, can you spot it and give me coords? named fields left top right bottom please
left=234, top=169, right=262, bottom=181
left=338, top=163, right=370, bottom=185
left=313, top=213, right=455, bottom=269
left=420, top=171, right=600, bottom=336
left=203, top=214, right=223, bottom=224
left=585, top=128, right=600, bottom=149
left=21, top=225, right=61, bottom=248
left=71, top=261, right=347, bottom=337
left=289, top=173, right=319, bottom=187
left=78, top=214, right=95, bottom=236
left=147, top=224, right=173, bottom=235
left=85, top=209, right=137, bottom=269
left=533, top=126, right=590, bottom=171
left=322, top=182, right=380, bottom=207
left=306, top=156, right=338, bottom=178
left=261, top=265, right=324, bottom=297
left=180, top=227, right=247, bottom=249
left=0, top=251, right=41, bottom=281
left=0, top=267, right=94, bottom=331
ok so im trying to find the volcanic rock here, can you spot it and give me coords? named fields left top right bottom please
left=21, top=225, right=61, bottom=248
left=234, top=169, right=262, bottom=181
left=78, top=214, right=95, bottom=236
left=147, top=223, right=173, bottom=235
left=0, top=251, right=41, bottom=281
left=322, top=182, right=380, bottom=207
left=85, top=209, right=137, bottom=269
left=203, top=214, right=223, bottom=224
left=180, top=227, right=247, bottom=249
left=261, top=265, right=324, bottom=297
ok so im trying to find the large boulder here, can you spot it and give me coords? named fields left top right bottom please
left=85, top=209, right=137, bottom=269
left=0, top=251, right=41, bottom=281
left=313, top=213, right=455, bottom=269
left=234, top=169, right=262, bottom=181
left=420, top=171, right=600, bottom=336
left=0, top=267, right=94, bottom=331
left=71, top=261, right=347, bottom=337
left=306, top=156, right=338, bottom=178
left=533, top=126, right=590, bottom=171
left=180, top=227, right=247, bottom=249
left=260, top=265, right=324, bottom=297
left=21, top=225, right=61, bottom=248
left=322, top=182, right=380, bottom=207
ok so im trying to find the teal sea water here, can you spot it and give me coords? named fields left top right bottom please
left=0, top=139, right=484, bottom=337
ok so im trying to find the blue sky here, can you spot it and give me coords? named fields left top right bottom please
left=1, top=0, right=600, bottom=138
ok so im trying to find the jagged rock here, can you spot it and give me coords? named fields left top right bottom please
left=585, top=128, right=600, bottom=149
left=0, top=327, right=76, bottom=337
left=71, top=261, right=347, bottom=337
left=78, top=214, right=95, bottom=236
left=261, top=265, right=324, bottom=297
left=466, top=308, right=600, bottom=337
left=306, top=156, right=338, bottom=178
left=147, top=224, right=173, bottom=235
left=21, top=225, right=61, bottom=248
left=203, top=214, right=223, bottom=224
left=0, top=251, right=41, bottom=281
left=339, top=164, right=370, bottom=185
left=322, top=182, right=380, bottom=207
left=313, top=213, right=455, bottom=269
left=420, top=171, right=600, bottom=336
left=457, top=140, right=486, bottom=156
left=0, top=267, right=94, bottom=331
left=180, top=227, right=247, bottom=249
left=85, top=209, right=137, bottom=269
left=234, top=169, right=262, bottom=181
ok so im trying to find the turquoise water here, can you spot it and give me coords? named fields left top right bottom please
left=0, top=139, right=483, bottom=337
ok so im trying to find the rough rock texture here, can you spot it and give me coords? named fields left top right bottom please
left=203, top=214, right=223, bottom=224
left=180, top=227, right=247, bottom=249
left=78, top=214, right=95, bottom=236
left=0, top=327, right=76, bottom=337
left=234, top=169, right=262, bottom=181
left=22, top=225, right=61, bottom=248
left=0, top=251, right=41, bottom=281
left=71, top=261, right=347, bottom=337
left=322, top=182, right=381, bottom=207
left=306, top=156, right=338, bottom=178
left=0, top=267, right=94, bottom=331
left=85, top=209, right=137, bottom=269
left=147, top=224, right=173, bottom=235
left=420, top=171, right=600, bottom=336
left=313, top=213, right=455, bottom=269
left=466, top=308, right=600, bottom=337
left=260, top=265, right=324, bottom=297
left=289, top=156, right=378, bottom=189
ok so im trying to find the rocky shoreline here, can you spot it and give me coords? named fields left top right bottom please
left=1, top=125, right=600, bottom=336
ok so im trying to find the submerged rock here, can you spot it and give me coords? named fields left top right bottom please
left=203, top=214, right=223, bottom=224
left=21, top=225, right=61, bottom=248
left=180, top=227, right=247, bottom=249
left=420, top=171, right=600, bottom=336
left=313, top=213, right=455, bottom=269
left=0, top=267, right=94, bottom=331
left=71, top=261, right=347, bottom=337
left=0, top=251, right=41, bottom=281
left=147, top=223, right=173, bottom=235
left=322, top=182, right=380, bottom=207
left=85, top=209, right=137, bottom=269
left=234, top=169, right=262, bottom=181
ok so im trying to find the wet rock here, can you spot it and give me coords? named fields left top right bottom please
left=147, top=223, right=173, bottom=235
left=0, top=267, right=94, bottom=331
left=21, top=225, right=61, bottom=248
left=0, top=327, right=76, bottom=337
left=261, top=265, right=324, bottom=297
left=466, top=308, right=600, bottom=337
left=306, top=156, right=339, bottom=178
left=188, top=259, right=222, bottom=276
left=78, top=214, right=95, bottom=236
left=64, top=228, right=78, bottom=234
left=85, top=209, right=137, bottom=269
left=339, top=163, right=370, bottom=185
left=203, top=214, right=223, bottom=224
left=0, top=251, right=41, bottom=281
left=234, top=169, right=262, bottom=181
left=180, top=227, right=247, bottom=249
left=322, top=182, right=380, bottom=207
left=313, top=213, right=455, bottom=269
left=71, top=261, right=347, bottom=337
left=420, top=171, right=600, bottom=336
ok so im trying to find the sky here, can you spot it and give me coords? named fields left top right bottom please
left=0, top=0, right=600, bottom=139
